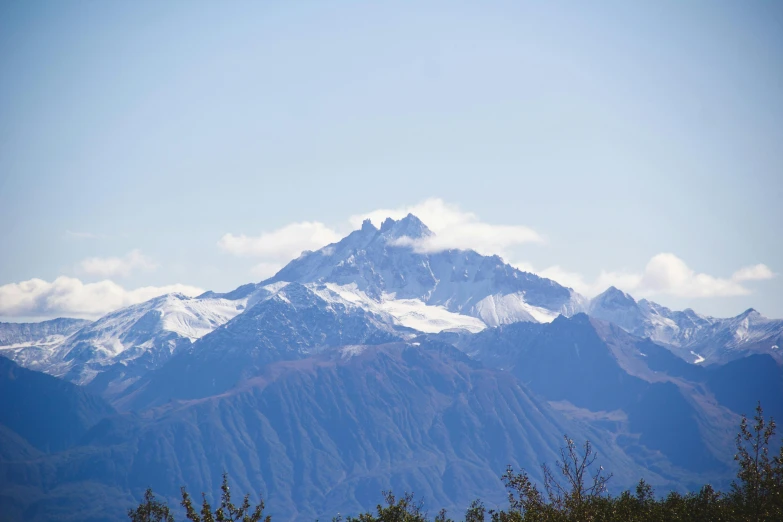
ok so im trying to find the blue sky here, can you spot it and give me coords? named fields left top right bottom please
left=1, top=0, right=781, bottom=321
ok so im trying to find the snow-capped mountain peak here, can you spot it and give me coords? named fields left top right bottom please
left=379, top=213, right=433, bottom=240
left=0, top=292, right=251, bottom=386
left=268, top=214, right=585, bottom=327
left=589, top=289, right=782, bottom=365
left=592, top=286, right=637, bottom=309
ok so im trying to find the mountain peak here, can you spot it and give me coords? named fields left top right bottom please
left=379, top=213, right=432, bottom=240
left=738, top=307, right=762, bottom=320
left=361, top=218, right=378, bottom=233
left=593, top=286, right=636, bottom=307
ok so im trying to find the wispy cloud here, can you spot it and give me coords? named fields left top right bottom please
left=0, top=276, right=203, bottom=320
left=218, top=222, right=341, bottom=260
left=518, top=255, right=776, bottom=299
left=218, top=199, right=545, bottom=276
left=78, top=249, right=157, bottom=278
left=731, top=264, right=776, bottom=282
left=350, top=198, right=543, bottom=256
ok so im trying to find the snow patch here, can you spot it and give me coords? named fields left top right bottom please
left=473, top=293, right=559, bottom=326
left=340, top=345, right=367, bottom=359
left=310, top=283, right=487, bottom=334
left=690, top=351, right=706, bottom=364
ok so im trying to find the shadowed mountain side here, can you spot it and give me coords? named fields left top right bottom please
left=441, top=315, right=733, bottom=474
left=0, top=342, right=660, bottom=522
left=0, top=357, right=115, bottom=454
left=0, top=425, right=42, bottom=462
left=704, top=354, right=783, bottom=423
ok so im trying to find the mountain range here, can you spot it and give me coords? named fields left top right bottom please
left=0, top=214, right=781, bottom=521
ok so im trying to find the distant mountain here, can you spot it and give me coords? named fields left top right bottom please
left=0, top=318, right=91, bottom=346
left=0, top=293, right=250, bottom=397
left=0, top=318, right=91, bottom=370
left=0, top=216, right=589, bottom=393
left=0, top=357, right=114, bottom=453
left=0, top=342, right=660, bottom=522
left=588, top=287, right=783, bottom=364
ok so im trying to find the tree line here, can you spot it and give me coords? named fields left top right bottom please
left=129, top=403, right=783, bottom=522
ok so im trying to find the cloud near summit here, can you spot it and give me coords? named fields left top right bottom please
left=217, top=198, right=775, bottom=301
left=350, top=198, right=543, bottom=255
left=218, top=198, right=544, bottom=277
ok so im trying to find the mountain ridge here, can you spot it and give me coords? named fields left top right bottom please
left=589, top=286, right=783, bottom=364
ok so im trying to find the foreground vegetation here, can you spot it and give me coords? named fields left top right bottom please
left=129, top=404, right=783, bottom=522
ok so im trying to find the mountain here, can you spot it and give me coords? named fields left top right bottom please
left=0, top=292, right=251, bottom=398
left=0, top=214, right=780, bottom=521
left=437, top=314, right=753, bottom=478
left=0, top=357, right=114, bottom=453
left=0, top=318, right=91, bottom=346
left=0, top=216, right=587, bottom=393
left=267, top=215, right=586, bottom=328
left=588, top=287, right=783, bottom=365
left=117, top=282, right=403, bottom=409
left=0, top=341, right=660, bottom=522
left=0, top=318, right=92, bottom=369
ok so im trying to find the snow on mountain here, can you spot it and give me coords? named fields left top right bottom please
left=0, top=293, right=249, bottom=385
left=0, top=318, right=92, bottom=372
left=2, top=214, right=584, bottom=387
left=4, top=215, right=776, bottom=390
left=310, top=282, right=487, bottom=333
left=118, top=281, right=404, bottom=408
left=588, top=287, right=783, bottom=364
left=0, top=318, right=91, bottom=346
left=2, top=214, right=582, bottom=384
left=268, top=214, right=585, bottom=327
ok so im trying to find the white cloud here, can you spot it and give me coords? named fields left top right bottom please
left=218, top=222, right=342, bottom=263
left=78, top=249, right=156, bottom=278
left=220, top=199, right=545, bottom=276
left=0, top=276, right=203, bottom=320
left=521, top=255, right=776, bottom=299
left=349, top=198, right=475, bottom=232
left=732, top=264, right=776, bottom=282
left=351, top=198, right=543, bottom=256
left=635, top=253, right=751, bottom=298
